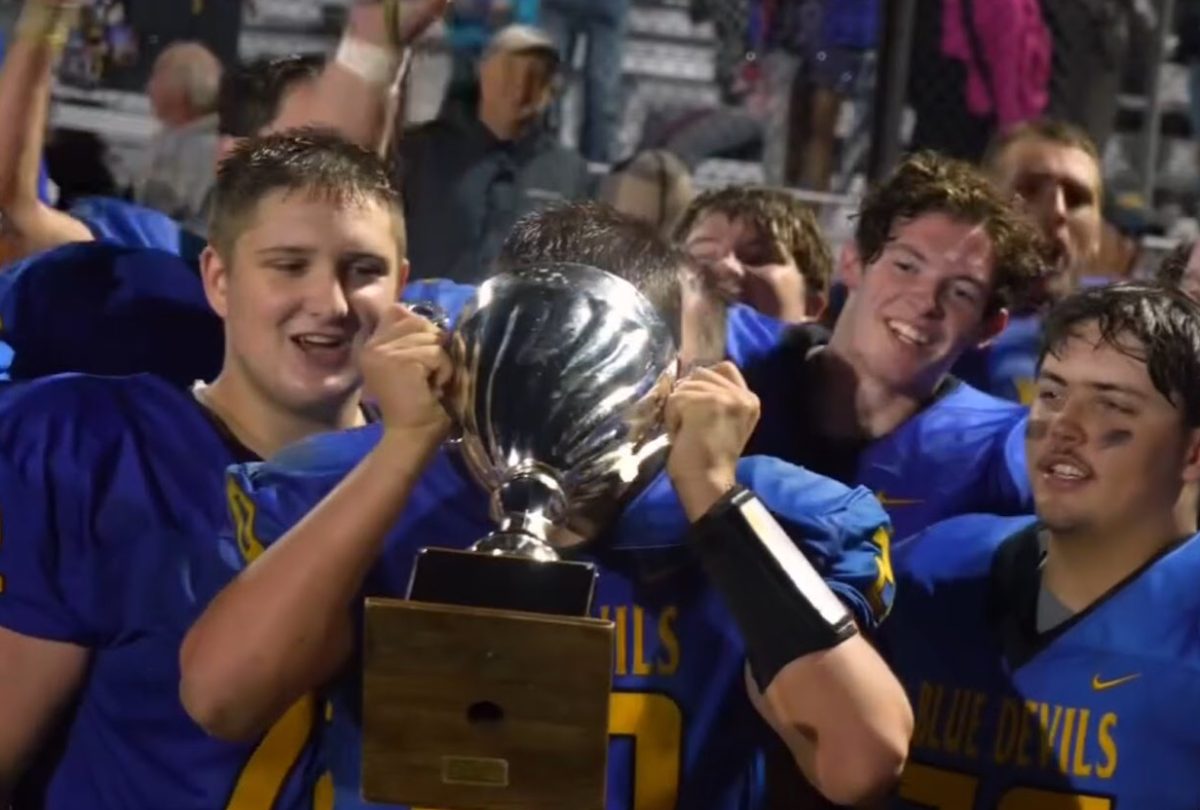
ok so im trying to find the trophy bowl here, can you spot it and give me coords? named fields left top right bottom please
left=446, top=262, right=677, bottom=557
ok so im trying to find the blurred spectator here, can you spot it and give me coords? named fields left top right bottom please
left=955, top=118, right=1099, bottom=405
left=541, top=0, right=627, bottom=162
left=598, top=149, right=694, bottom=237
left=136, top=41, right=221, bottom=234
left=783, top=0, right=879, bottom=191
left=397, top=25, right=590, bottom=283
left=676, top=186, right=831, bottom=323
left=908, top=0, right=1050, bottom=162
left=439, top=0, right=540, bottom=122
left=984, top=118, right=1103, bottom=302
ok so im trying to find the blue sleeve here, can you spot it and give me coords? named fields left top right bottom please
left=987, top=413, right=1033, bottom=513
left=724, top=305, right=788, bottom=368
left=68, top=196, right=204, bottom=262
left=615, top=456, right=894, bottom=631
left=735, top=456, right=894, bottom=630
left=220, top=426, right=384, bottom=573
left=0, top=424, right=111, bottom=645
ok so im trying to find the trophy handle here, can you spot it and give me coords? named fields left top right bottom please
left=405, top=300, right=451, bottom=330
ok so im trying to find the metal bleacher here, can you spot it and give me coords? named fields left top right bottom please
left=41, top=0, right=773, bottom=191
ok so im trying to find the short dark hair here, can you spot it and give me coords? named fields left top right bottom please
left=498, top=201, right=688, bottom=341
left=855, top=151, right=1049, bottom=315
left=217, top=54, right=324, bottom=138
left=1039, top=282, right=1200, bottom=426
left=982, top=118, right=1101, bottom=179
left=1157, top=241, right=1195, bottom=289
left=674, top=186, right=831, bottom=296
left=209, top=128, right=404, bottom=257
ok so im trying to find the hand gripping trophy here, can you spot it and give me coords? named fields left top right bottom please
left=361, top=264, right=677, bottom=810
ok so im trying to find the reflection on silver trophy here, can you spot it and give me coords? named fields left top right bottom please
left=368, top=264, right=669, bottom=808
left=443, top=263, right=677, bottom=560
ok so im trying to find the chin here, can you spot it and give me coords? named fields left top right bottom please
left=1037, top=509, right=1089, bottom=537
left=283, top=380, right=359, bottom=416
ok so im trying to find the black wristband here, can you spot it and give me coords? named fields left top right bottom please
left=690, top=485, right=858, bottom=691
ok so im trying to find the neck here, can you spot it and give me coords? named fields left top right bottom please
left=819, top=329, right=933, bottom=440
left=201, top=368, right=365, bottom=459
left=1042, top=516, right=1189, bottom=613
left=477, top=102, right=525, bottom=141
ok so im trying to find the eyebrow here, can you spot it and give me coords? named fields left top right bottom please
left=1040, top=370, right=1148, bottom=399
left=255, top=245, right=314, bottom=257
left=1017, top=170, right=1096, bottom=200
left=888, top=242, right=928, bottom=262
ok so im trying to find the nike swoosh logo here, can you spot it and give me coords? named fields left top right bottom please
left=1091, top=673, right=1140, bottom=691
left=876, top=492, right=924, bottom=508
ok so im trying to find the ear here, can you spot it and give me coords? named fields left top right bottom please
left=200, top=245, right=231, bottom=319
left=840, top=243, right=865, bottom=291
left=395, top=258, right=411, bottom=299
left=1181, top=427, right=1200, bottom=485
left=975, top=307, right=1009, bottom=348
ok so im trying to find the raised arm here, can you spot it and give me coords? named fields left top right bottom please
left=665, top=362, right=913, bottom=806
left=272, top=0, right=448, bottom=153
left=0, top=1, right=94, bottom=264
left=180, top=305, right=453, bottom=741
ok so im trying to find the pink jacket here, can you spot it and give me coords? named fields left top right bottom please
left=941, top=0, right=1051, bottom=127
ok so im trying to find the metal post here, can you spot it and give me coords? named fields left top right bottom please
left=1140, top=0, right=1177, bottom=203
left=867, top=0, right=918, bottom=182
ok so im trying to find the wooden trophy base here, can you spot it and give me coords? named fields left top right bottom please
left=362, top=597, right=614, bottom=810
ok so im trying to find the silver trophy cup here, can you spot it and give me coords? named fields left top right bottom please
left=404, top=262, right=677, bottom=613
left=449, top=262, right=677, bottom=558
left=365, top=263, right=673, bottom=808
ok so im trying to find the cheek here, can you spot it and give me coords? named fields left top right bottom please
left=349, top=285, right=395, bottom=328
left=230, top=278, right=298, bottom=330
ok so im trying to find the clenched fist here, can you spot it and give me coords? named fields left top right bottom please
left=361, top=304, right=454, bottom=446
left=665, top=361, right=760, bottom=519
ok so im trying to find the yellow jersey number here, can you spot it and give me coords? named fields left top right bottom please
left=416, top=690, right=684, bottom=810
left=900, top=762, right=1114, bottom=809
left=223, top=477, right=332, bottom=809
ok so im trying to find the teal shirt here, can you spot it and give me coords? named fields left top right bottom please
left=447, top=0, right=541, bottom=53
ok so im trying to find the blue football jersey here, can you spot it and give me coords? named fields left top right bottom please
left=954, top=313, right=1043, bottom=405
left=69, top=195, right=207, bottom=262
left=883, top=514, right=1200, bottom=809
left=741, top=325, right=1032, bottom=541
left=0, top=374, right=324, bottom=810
left=220, top=423, right=895, bottom=810
left=0, top=241, right=222, bottom=384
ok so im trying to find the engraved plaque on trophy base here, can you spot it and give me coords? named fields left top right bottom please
left=361, top=598, right=613, bottom=810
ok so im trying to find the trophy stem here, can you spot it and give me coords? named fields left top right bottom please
left=472, top=468, right=567, bottom=561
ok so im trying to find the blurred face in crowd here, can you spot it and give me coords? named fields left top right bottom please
left=990, top=138, right=1103, bottom=295
left=837, top=212, right=1006, bottom=395
left=215, top=76, right=322, bottom=164
left=478, top=49, right=556, bottom=134
left=201, top=189, right=405, bottom=419
left=1029, top=323, right=1200, bottom=540
left=684, top=212, right=813, bottom=324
